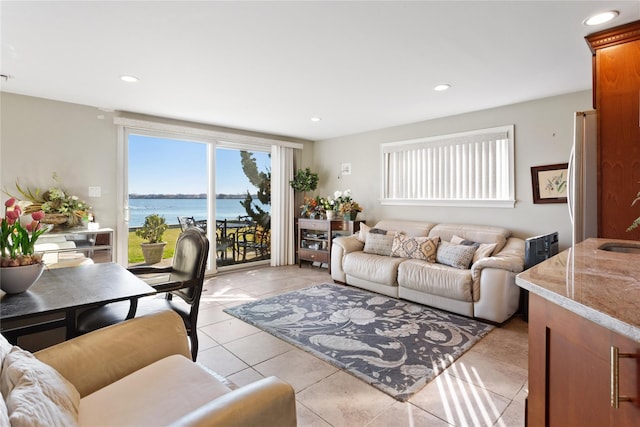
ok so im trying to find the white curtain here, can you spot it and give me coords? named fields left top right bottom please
left=270, top=145, right=296, bottom=266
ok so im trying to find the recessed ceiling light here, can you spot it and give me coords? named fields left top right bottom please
left=584, top=11, right=619, bottom=26
left=434, top=84, right=451, bottom=91
left=310, top=117, right=322, bottom=122
left=120, top=75, right=139, bottom=83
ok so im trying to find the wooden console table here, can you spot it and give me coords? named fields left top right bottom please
left=297, top=219, right=363, bottom=270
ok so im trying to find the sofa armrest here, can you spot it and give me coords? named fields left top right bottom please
left=331, top=235, right=364, bottom=282
left=35, top=310, right=191, bottom=398
left=170, top=376, right=296, bottom=427
left=471, top=237, right=525, bottom=276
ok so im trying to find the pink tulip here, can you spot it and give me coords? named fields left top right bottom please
left=31, top=211, right=45, bottom=221
left=13, top=205, right=22, bottom=216
left=6, top=210, right=19, bottom=221
left=26, top=222, right=34, bottom=232
left=4, top=198, right=15, bottom=208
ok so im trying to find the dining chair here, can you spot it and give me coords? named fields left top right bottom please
left=75, top=228, right=210, bottom=361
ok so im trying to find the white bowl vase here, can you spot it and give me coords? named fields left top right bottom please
left=0, top=263, right=45, bottom=294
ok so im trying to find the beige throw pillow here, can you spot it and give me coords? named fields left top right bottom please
left=450, top=235, right=497, bottom=264
left=1, top=347, right=80, bottom=427
left=391, top=233, right=439, bottom=262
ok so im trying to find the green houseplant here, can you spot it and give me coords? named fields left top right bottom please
left=136, top=214, right=168, bottom=264
left=290, top=167, right=319, bottom=217
left=290, top=167, right=319, bottom=196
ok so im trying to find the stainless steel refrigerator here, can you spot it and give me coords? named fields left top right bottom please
left=568, top=110, right=598, bottom=245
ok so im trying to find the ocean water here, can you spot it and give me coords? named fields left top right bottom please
left=128, top=198, right=270, bottom=227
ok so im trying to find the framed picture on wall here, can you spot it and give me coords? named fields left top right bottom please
left=531, top=163, right=569, bottom=203
left=531, top=163, right=569, bottom=204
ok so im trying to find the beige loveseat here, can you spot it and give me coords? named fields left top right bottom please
left=331, top=220, right=525, bottom=324
left=0, top=310, right=296, bottom=427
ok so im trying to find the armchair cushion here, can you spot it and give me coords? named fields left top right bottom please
left=79, top=355, right=229, bottom=426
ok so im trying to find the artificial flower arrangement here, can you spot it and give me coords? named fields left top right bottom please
left=333, top=189, right=362, bottom=216
left=300, top=190, right=362, bottom=218
left=6, top=173, right=91, bottom=228
left=1, top=198, right=47, bottom=267
left=300, top=196, right=321, bottom=218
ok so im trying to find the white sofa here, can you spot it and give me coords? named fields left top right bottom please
left=0, top=310, right=296, bottom=427
left=331, top=220, right=525, bottom=323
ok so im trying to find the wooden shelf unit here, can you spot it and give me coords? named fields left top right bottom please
left=297, top=219, right=363, bottom=270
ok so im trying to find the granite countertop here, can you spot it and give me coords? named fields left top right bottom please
left=516, top=237, right=640, bottom=342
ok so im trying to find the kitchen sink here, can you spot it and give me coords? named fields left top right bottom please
left=598, top=242, right=640, bottom=254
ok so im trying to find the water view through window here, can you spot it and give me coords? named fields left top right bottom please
left=128, top=134, right=271, bottom=267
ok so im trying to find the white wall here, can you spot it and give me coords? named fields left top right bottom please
left=1, top=92, right=314, bottom=256
left=313, top=91, right=593, bottom=250
left=1, top=92, right=119, bottom=227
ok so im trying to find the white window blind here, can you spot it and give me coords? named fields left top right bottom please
left=381, top=125, right=515, bottom=208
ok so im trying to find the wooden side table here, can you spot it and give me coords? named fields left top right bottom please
left=297, top=219, right=363, bottom=271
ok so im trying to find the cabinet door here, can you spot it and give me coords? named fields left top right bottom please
left=528, top=294, right=640, bottom=426
left=595, top=37, right=640, bottom=238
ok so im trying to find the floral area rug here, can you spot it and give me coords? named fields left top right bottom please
left=224, top=283, right=494, bottom=401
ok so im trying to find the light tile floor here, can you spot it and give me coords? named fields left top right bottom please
left=196, top=265, right=528, bottom=427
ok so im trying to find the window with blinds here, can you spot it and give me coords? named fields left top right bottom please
left=381, top=125, right=515, bottom=208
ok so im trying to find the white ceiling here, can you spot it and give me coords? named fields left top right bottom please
left=1, top=1, right=639, bottom=141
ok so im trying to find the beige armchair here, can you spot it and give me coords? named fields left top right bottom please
left=32, top=310, right=296, bottom=426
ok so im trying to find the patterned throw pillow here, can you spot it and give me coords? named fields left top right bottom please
left=390, top=233, right=440, bottom=262
left=356, top=223, right=371, bottom=242
left=363, top=232, right=395, bottom=256
left=450, top=235, right=497, bottom=264
left=436, top=241, right=478, bottom=269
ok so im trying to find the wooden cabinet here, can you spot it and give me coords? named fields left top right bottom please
left=297, top=219, right=362, bottom=270
left=527, top=293, right=640, bottom=426
left=586, top=21, right=640, bottom=239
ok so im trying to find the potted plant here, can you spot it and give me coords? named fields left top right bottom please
left=290, top=168, right=319, bottom=196
left=136, top=214, right=168, bottom=264
left=290, top=168, right=319, bottom=217
left=1, top=198, right=48, bottom=293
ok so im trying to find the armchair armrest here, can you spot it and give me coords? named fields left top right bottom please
left=170, top=377, right=296, bottom=427
left=35, top=310, right=191, bottom=398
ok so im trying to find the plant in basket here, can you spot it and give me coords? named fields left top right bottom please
left=5, top=172, right=91, bottom=228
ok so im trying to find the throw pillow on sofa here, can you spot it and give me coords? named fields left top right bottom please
left=450, top=235, right=497, bottom=263
left=391, top=233, right=439, bottom=262
left=436, top=241, right=478, bottom=269
left=1, top=347, right=80, bottom=427
left=363, top=232, right=394, bottom=256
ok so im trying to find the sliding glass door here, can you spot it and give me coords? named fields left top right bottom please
left=125, top=131, right=272, bottom=272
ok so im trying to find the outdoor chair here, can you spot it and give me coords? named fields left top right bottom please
left=178, top=215, right=206, bottom=233
left=76, top=228, right=210, bottom=361
left=235, top=221, right=270, bottom=262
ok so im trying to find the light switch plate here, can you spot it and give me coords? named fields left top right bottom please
left=88, top=186, right=101, bottom=198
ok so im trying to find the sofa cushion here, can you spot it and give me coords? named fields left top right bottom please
left=1, top=347, right=80, bottom=427
left=356, top=223, right=371, bottom=242
left=363, top=232, right=394, bottom=256
left=450, top=235, right=497, bottom=264
left=79, top=354, right=231, bottom=426
left=398, top=259, right=474, bottom=302
left=374, top=220, right=436, bottom=237
left=436, top=241, right=478, bottom=269
left=343, top=251, right=406, bottom=286
left=391, top=234, right=439, bottom=262
left=428, top=223, right=510, bottom=253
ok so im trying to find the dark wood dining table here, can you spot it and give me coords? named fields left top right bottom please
left=0, top=262, right=156, bottom=343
